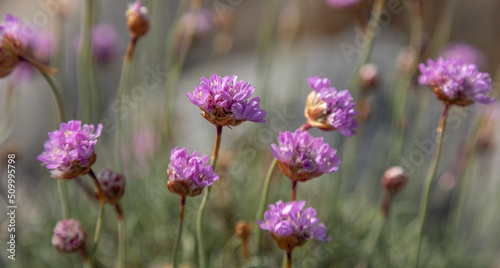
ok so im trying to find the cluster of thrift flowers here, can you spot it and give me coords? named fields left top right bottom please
left=187, top=74, right=267, bottom=126
left=167, top=147, right=219, bottom=197
left=52, top=219, right=87, bottom=253
left=271, top=129, right=340, bottom=182
left=418, top=57, right=494, bottom=106
left=37, top=120, right=103, bottom=180
left=305, top=76, right=359, bottom=136
left=257, top=200, right=331, bottom=251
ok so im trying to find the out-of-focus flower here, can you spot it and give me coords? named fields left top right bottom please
left=381, top=166, right=408, bottom=195
left=52, top=219, right=87, bottom=253
left=257, top=200, right=331, bottom=251
left=187, top=74, right=266, bottom=127
left=37, top=120, right=103, bottom=180
left=74, top=23, right=121, bottom=64
left=167, top=147, right=219, bottom=197
left=395, top=46, right=417, bottom=74
left=359, top=63, right=378, bottom=90
left=1, top=14, right=57, bottom=78
left=271, top=129, right=340, bottom=182
left=418, top=57, right=494, bottom=106
left=177, top=8, right=213, bottom=38
left=440, top=42, right=487, bottom=69
left=126, top=0, right=149, bottom=40
left=96, top=169, right=126, bottom=204
left=325, top=0, right=362, bottom=9
left=305, top=76, right=359, bottom=136
left=132, top=125, right=159, bottom=170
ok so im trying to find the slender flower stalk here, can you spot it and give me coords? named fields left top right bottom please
left=286, top=249, right=292, bottom=268
left=115, top=203, right=125, bottom=268
left=88, top=168, right=105, bottom=263
left=196, top=125, right=223, bottom=268
left=172, top=196, right=186, bottom=268
left=414, top=104, right=449, bottom=268
left=78, top=0, right=96, bottom=122
left=346, top=0, right=386, bottom=98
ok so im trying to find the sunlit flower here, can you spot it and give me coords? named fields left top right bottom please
left=257, top=200, right=331, bottom=251
left=418, top=57, right=494, bottom=106
left=52, top=219, right=87, bottom=253
left=271, top=129, right=340, bottom=182
left=187, top=74, right=266, bottom=127
left=305, top=76, right=358, bottom=136
left=167, top=147, right=219, bottom=197
left=37, top=120, right=103, bottom=180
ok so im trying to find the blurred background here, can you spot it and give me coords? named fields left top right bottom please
left=1, top=0, right=500, bottom=267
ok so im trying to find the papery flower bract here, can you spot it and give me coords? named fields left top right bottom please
left=52, top=219, right=87, bottom=253
left=271, top=129, right=340, bottom=182
left=126, top=0, right=149, bottom=39
left=257, top=200, right=331, bottom=251
left=440, top=42, right=486, bottom=69
left=418, top=57, right=494, bottom=106
left=325, top=0, right=362, bottom=9
left=167, top=147, right=219, bottom=197
left=37, top=120, right=103, bottom=180
left=96, top=169, right=126, bottom=204
left=187, top=74, right=267, bottom=127
left=305, top=76, right=358, bottom=136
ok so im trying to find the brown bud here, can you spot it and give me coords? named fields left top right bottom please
left=381, top=166, right=408, bottom=195
left=96, top=169, right=126, bottom=204
left=126, top=1, right=149, bottom=40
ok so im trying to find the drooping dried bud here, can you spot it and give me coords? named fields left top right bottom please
left=126, top=1, right=149, bottom=40
left=381, top=166, right=408, bottom=195
left=235, top=221, right=252, bottom=241
left=52, top=219, right=87, bottom=253
left=96, top=169, right=126, bottom=204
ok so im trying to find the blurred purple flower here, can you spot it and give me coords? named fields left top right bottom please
left=167, top=147, right=219, bottom=197
left=305, top=76, right=358, bottom=136
left=187, top=74, right=267, bottom=127
left=75, top=23, right=121, bottom=64
left=0, top=14, right=28, bottom=78
left=271, top=129, right=340, bottom=182
left=52, top=219, right=87, bottom=253
left=37, top=120, right=103, bottom=180
left=257, top=200, right=331, bottom=251
left=418, top=57, right=494, bottom=106
left=325, top=0, right=362, bottom=9
left=132, top=125, right=159, bottom=170
left=440, top=42, right=487, bottom=69
left=178, top=8, right=213, bottom=38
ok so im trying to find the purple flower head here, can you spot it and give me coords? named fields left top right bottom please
left=96, top=169, right=126, bottom=204
left=37, top=120, right=103, bottom=180
left=126, top=1, right=149, bottom=39
left=187, top=74, right=267, bottom=127
left=440, top=42, right=486, bottom=69
left=418, top=57, right=494, bottom=106
left=325, top=0, right=362, bottom=9
left=271, top=129, right=340, bottom=182
left=167, top=147, right=219, bottom=197
left=75, top=23, right=121, bottom=64
left=52, top=219, right=87, bottom=253
left=305, top=76, right=359, bottom=136
left=257, top=200, right=331, bottom=251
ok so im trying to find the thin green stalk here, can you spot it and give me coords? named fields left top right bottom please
left=346, top=0, right=386, bottom=97
left=425, top=0, right=459, bottom=58
left=255, top=158, right=278, bottom=267
left=197, top=125, right=223, bottom=268
left=415, top=104, right=450, bottom=268
left=115, top=203, right=125, bottom=268
left=80, top=249, right=91, bottom=268
left=39, top=71, right=72, bottom=220
left=88, top=168, right=105, bottom=263
left=78, top=0, right=95, bottom=122
left=172, top=196, right=186, bottom=268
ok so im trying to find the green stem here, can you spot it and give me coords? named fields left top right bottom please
left=115, top=40, right=135, bottom=171
left=78, top=0, right=95, bottom=122
left=415, top=104, right=450, bottom=268
left=115, top=203, right=125, bottom=268
left=88, top=168, right=105, bottom=263
left=172, top=196, right=186, bottom=268
left=346, top=0, right=386, bottom=97
left=255, top=158, right=278, bottom=267
left=425, top=0, right=459, bottom=58
left=196, top=125, right=223, bottom=268
left=80, top=248, right=91, bottom=268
